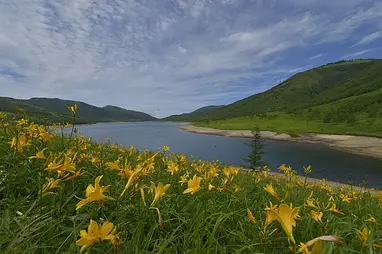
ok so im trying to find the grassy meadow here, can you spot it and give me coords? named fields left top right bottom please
left=1, top=106, right=382, bottom=253
left=195, top=112, right=382, bottom=137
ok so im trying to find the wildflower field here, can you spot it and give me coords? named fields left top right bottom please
left=1, top=106, right=382, bottom=253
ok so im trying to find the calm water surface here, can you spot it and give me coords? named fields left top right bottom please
left=74, top=122, right=382, bottom=188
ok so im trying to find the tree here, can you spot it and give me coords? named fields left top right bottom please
left=245, top=126, right=267, bottom=170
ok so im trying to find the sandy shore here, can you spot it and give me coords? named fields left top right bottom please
left=180, top=125, right=382, bottom=160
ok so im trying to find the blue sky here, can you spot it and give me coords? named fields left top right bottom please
left=0, top=0, right=382, bottom=117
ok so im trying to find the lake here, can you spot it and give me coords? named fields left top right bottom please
left=74, top=122, right=382, bottom=188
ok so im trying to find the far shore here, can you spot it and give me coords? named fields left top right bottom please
left=180, top=124, right=382, bottom=160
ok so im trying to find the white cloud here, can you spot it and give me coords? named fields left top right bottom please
left=0, top=0, right=382, bottom=117
left=353, top=31, right=382, bottom=46
left=342, top=50, right=369, bottom=59
left=309, top=54, right=323, bottom=60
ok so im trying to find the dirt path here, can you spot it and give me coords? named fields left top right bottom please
left=180, top=125, right=382, bottom=160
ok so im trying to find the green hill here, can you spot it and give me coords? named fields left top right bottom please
left=0, top=97, right=157, bottom=124
left=163, top=105, right=225, bottom=121
left=171, top=59, right=382, bottom=136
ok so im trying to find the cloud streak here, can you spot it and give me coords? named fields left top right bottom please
left=1, top=0, right=382, bottom=117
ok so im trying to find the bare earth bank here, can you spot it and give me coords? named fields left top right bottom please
left=180, top=125, right=382, bottom=160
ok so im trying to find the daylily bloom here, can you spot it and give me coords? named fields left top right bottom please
left=208, top=183, right=215, bottom=191
left=264, top=184, right=280, bottom=200
left=209, top=167, right=219, bottom=178
left=45, top=154, right=76, bottom=173
left=42, top=178, right=60, bottom=193
left=217, top=187, right=224, bottom=192
left=76, top=220, right=117, bottom=253
left=356, top=227, right=369, bottom=245
left=76, top=176, right=112, bottom=209
left=91, top=156, right=101, bottom=166
left=150, top=182, right=171, bottom=207
left=265, top=203, right=299, bottom=244
left=247, top=208, right=257, bottom=224
left=63, top=170, right=82, bottom=181
left=327, top=203, right=344, bottom=215
left=304, top=199, right=318, bottom=209
left=223, top=166, right=234, bottom=177
left=298, top=235, right=343, bottom=254
left=167, top=161, right=179, bottom=175
left=106, top=160, right=121, bottom=171
left=339, top=194, right=351, bottom=203
left=179, top=175, right=188, bottom=185
left=183, top=175, right=203, bottom=195
left=311, top=210, right=323, bottom=223
left=162, top=145, right=170, bottom=152
left=233, top=184, right=243, bottom=192
left=366, top=216, right=377, bottom=223
left=140, top=186, right=147, bottom=206
left=30, top=148, right=47, bottom=160
left=67, top=104, right=79, bottom=114
left=120, top=166, right=143, bottom=197
left=10, top=134, right=30, bottom=153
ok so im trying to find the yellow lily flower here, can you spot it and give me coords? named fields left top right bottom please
left=233, top=184, right=243, bottom=192
left=167, top=161, right=179, bottom=175
left=76, top=176, right=112, bottom=210
left=304, top=199, right=318, bottom=209
left=30, top=148, right=47, bottom=160
left=356, top=227, right=369, bottom=244
left=120, top=166, right=143, bottom=197
left=140, top=186, right=147, bottom=206
left=45, top=154, right=76, bottom=173
left=150, top=182, right=171, bottom=207
left=91, top=156, right=101, bottom=166
left=339, top=194, right=351, bottom=203
left=311, top=210, right=323, bottom=223
left=247, top=208, right=256, bottom=224
left=162, top=145, right=170, bottom=152
left=10, top=134, right=30, bottom=153
left=42, top=178, right=60, bottom=193
left=366, top=216, right=377, bottom=223
left=106, top=160, right=121, bottom=171
left=209, top=167, right=219, bottom=178
left=278, top=164, right=288, bottom=172
left=183, top=175, right=203, bottom=195
left=76, top=220, right=116, bottom=253
left=208, top=183, right=215, bottom=191
left=179, top=175, right=188, bottom=185
left=298, top=235, right=343, bottom=254
left=223, top=166, right=234, bottom=177
left=63, top=170, right=82, bottom=181
left=327, top=203, right=344, bottom=215
left=264, top=184, right=280, bottom=200
left=265, top=203, right=299, bottom=244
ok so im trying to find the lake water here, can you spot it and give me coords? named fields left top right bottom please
left=74, top=122, right=382, bottom=188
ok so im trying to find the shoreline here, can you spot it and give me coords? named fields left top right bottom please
left=180, top=124, right=382, bottom=160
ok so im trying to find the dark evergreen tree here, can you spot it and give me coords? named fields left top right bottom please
left=245, top=126, right=267, bottom=170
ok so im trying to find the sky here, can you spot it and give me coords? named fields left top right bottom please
left=1, top=0, right=382, bottom=118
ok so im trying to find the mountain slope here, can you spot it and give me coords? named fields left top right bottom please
left=0, top=97, right=156, bottom=123
left=163, top=105, right=225, bottom=121
left=183, top=59, right=382, bottom=121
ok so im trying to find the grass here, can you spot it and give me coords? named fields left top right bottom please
left=1, top=107, right=382, bottom=253
left=195, top=112, right=382, bottom=137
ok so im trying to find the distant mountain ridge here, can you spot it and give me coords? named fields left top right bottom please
left=165, top=59, right=382, bottom=122
left=0, top=97, right=157, bottom=124
left=163, top=105, right=225, bottom=121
